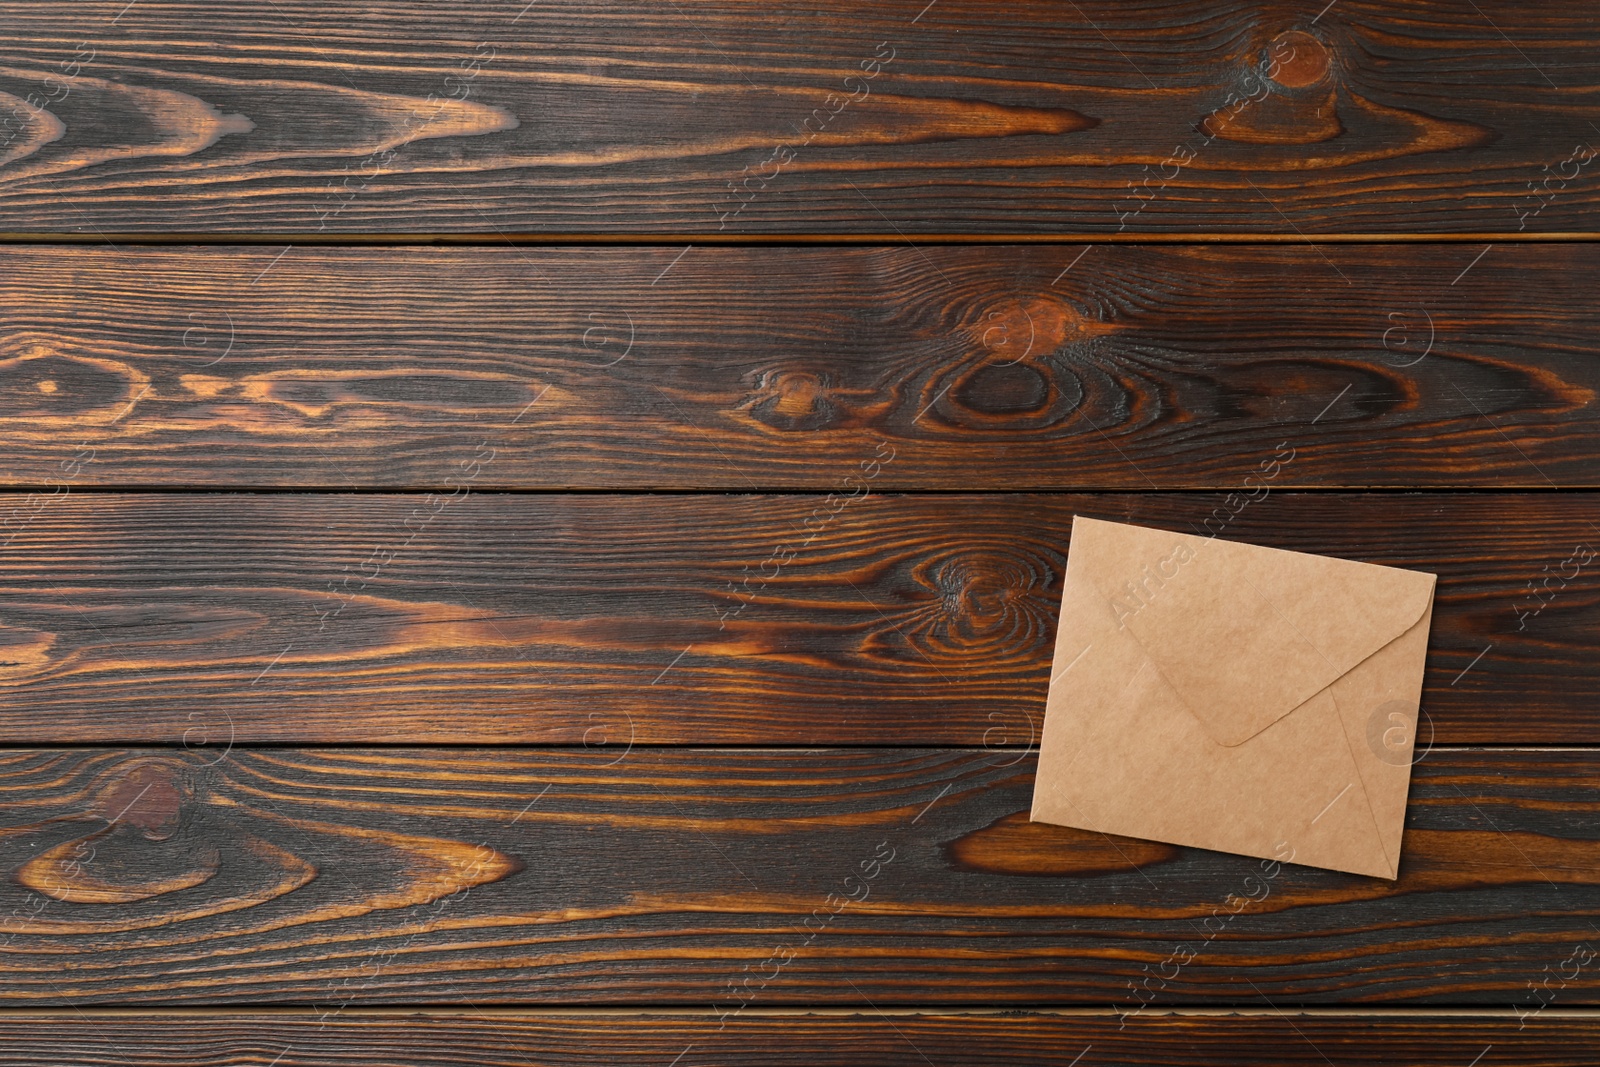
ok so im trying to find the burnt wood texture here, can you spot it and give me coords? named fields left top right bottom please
left=0, top=492, right=1594, bottom=745
left=0, top=244, right=1597, bottom=489
left=0, top=1, right=1596, bottom=234
left=4, top=0, right=1599, bottom=1059
left=0, top=746, right=1596, bottom=1007
left=0, top=1011, right=1591, bottom=1066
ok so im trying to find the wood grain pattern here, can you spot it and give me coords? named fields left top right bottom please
left=0, top=492, right=1594, bottom=745
left=0, top=1, right=1597, bottom=233
left=0, top=1010, right=1593, bottom=1066
left=4, top=0, right=1592, bottom=1044
left=3, top=244, right=1600, bottom=489
left=0, top=747, right=1596, bottom=1006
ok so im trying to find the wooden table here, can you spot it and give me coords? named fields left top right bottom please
left=1, top=2, right=1597, bottom=1062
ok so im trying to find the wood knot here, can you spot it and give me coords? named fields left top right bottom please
left=95, top=761, right=186, bottom=841
left=1268, top=31, right=1331, bottom=89
left=740, top=367, right=847, bottom=431
left=0, top=341, right=149, bottom=424
left=1198, top=28, right=1489, bottom=157
left=1199, top=31, right=1341, bottom=145
left=12, top=758, right=220, bottom=907
left=970, top=295, right=1115, bottom=369
left=912, top=295, right=1108, bottom=432
left=884, top=544, right=1058, bottom=663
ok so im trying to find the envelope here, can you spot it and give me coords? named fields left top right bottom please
left=1029, top=516, right=1436, bottom=879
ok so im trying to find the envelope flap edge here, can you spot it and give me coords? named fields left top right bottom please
left=1072, top=516, right=1437, bottom=747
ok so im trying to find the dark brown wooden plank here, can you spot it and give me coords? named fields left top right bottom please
left=3, top=244, right=1600, bottom=489
left=0, top=1010, right=1593, bottom=1065
left=0, top=1, right=1597, bottom=234
left=0, top=492, right=1594, bottom=745
left=0, top=747, right=1596, bottom=1006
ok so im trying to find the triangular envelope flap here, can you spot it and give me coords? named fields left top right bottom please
left=1072, top=516, right=1436, bottom=747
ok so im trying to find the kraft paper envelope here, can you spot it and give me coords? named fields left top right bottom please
left=1030, top=516, right=1436, bottom=879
